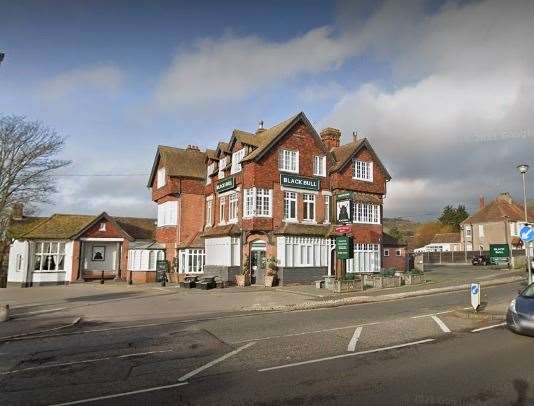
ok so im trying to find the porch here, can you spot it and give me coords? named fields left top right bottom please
left=80, top=238, right=123, bottom=281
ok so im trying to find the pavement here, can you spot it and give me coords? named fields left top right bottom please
left=0, top=281, right=530, bottom=405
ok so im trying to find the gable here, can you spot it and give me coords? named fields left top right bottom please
left=80, top=217, right=124, bottom=238
left=331, top=138, right=391, bottom=181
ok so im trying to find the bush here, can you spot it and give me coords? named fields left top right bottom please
left=380, top=268, right=397, bottom=277
left=344, top=273, right=356, bottom=280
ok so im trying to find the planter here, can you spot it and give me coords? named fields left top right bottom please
left=264, top=275, right=277, bottom=287
left=373, top=276, right=402, bottom=289
left=331, top=278, right=363, bottom=293
left=403, top=274, right=424, bottom=285
left=236, top=274, right=251, bottom=287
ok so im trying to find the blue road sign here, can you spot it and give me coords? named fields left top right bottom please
left=471, top=284, right=479, bottom=295
left=520, top=225, right=534, bottom=242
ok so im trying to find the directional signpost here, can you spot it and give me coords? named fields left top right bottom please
left=520, top=223, right=533, bottom=285
left=470, top=282, right=481, bottom=311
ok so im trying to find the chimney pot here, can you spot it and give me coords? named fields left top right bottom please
left=479, top=195, right=485, bottom=209
left=11, top=203, right=23, bottom=221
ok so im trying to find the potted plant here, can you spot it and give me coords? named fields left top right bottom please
left=264, top=256, right=278, bottom=287
left=236, top=255, right=251, bottom=287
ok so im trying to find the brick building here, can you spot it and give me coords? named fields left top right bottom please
left=151, top=112, right=391, bottom=284
left=382, top=232, right=408, bottom=272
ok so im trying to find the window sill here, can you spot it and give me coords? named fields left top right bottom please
left=352, top=177, right=373, bottom=183
left=279, top=169, right=299, bottom=174
left=283, top=219, right=298, bottom=223
left=302, top=220, right=317, bottom=224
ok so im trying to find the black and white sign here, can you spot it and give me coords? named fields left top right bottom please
left=336, top=200, right=352, bottom=224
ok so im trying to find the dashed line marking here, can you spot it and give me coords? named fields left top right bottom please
left=471, top=323, right=506, bottom=332
left=178, top=341, right=256, bottom=382
left=430, top=315, right=451, bottom=333
left=258, top=339, right=435, bottom=372
left=49, top=382, right=189, bottom=405
left=347, top=327, right=363, bottom=352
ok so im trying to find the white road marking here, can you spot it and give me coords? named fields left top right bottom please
left=471, top=323, right=506, bottom=332
left=1, top=349, right=174, bottom=375
left=230, top=322, right=380, bottom=344
left=49, top=382, right=189, bottom=405
left=430, top=315, right=451, bottom=333
left=258, top=339, right=435, bottom=372
left=411, top=310, right=454, bottom=319
left=347, top=327, right=363, bottom=352
left=178, top=342, right=256, bottom=382
left=0, top=317, right=81, bottom=342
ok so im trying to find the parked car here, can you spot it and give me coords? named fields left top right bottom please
left=471, top=255, right=490, bottom=266
left=506, top=283, right=534, bottom=336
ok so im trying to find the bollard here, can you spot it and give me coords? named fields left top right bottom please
left=0, top=304, right=10, bottom=322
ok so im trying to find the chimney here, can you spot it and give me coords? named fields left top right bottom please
left=187, top=145, right=199, bottom=151
left=320, top=127, right=341, bottom=150
left=496, top=192, right=513, bottom=204
left=256, top=120, right=266, bottom=134
left=479, top=195, right=485, bottom=209
left=11, top=203, right=23, bottom=221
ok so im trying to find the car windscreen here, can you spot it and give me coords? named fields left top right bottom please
left=521, top=284, right=534, bottom=298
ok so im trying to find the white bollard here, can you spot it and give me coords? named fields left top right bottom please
left=0, top=304, right=10, bottom=322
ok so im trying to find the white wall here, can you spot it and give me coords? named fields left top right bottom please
left=82, top=241, right=119, bottom=271
left=205, top=237, right=240, bottom=266
left=7, top=240, right=28, bottom=283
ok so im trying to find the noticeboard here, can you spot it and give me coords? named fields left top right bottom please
left=489, top=244, right=510, bottom=264
left=336, top=236, right=354, bottom=260
left=156, top=260, right=169, bottom=282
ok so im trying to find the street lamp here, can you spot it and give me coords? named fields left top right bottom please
left=0, top=53, right=4, bottom=65
left=517, top=164, right=532, bottom=284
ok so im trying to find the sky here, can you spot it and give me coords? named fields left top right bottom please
left=1, top=0, right=534, bottom=221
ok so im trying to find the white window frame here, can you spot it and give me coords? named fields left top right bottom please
left=99, top=222, right=106, bottom=232
left=323, top=195, right=331, bottom=224
left=219, top=196, right=226, bottom=225
left=218, top=157, right=227, bottom=179
left=478, top=224, right=485, bottom=238
left=243, top=188, right=272, bottom=218
left=179, top=249, right=205, bottom=273
left=207, top=162, right=216, bottom=185
left=244, top=189, right=255, bottom=218
left=157, top=201, right=178, bottom=227
left=228, top=192, right=238, bottom=223
left=128, top=250, right=164, bottom=271
left=231, top=148, right=246, bottom=175
left=396, top=249, right=402, bottom=256
left=284, top=191, right=297, bottom=221
left=303, top=193, right=316, bottom=222
left=353, top=203, right=381, bottom=224
left=279, top=149, right=299, bottom=173
left=383, top=249, right=390, bottom=257
left=349, top=244, right=381, bottom=273
left=156, top=167, right=166, bottom=188
left=353, top=160, right=373, bottom=182
left=33, top=241, right=66, bottom=272
left=313, top=155, right=326, bottom=177
left=206, top=199, right=213, bottom=227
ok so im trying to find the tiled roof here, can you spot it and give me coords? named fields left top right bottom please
left=206, top=149, right=218, bottom=161
left=115, top=217, right=156, bottom=240
left=233, top=130, right=261, bottom=147
left=431, top=233, right=461, bottom=244
left=201, top=224, right=241, bottom=238
left=147, top=145, right=207, bottom=186
left=6, top=217, right=47, bottom=239
left=178, top=232, right=204, bottom=248
left=21, top=214, right=97, bottom=239
left=462, top=194, right=534, bottom=224
left=382, top=232, right=405, bottom=246
left=330, top=138, right=392, bottom=180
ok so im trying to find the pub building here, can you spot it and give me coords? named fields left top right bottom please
left=149, top=112, right=391, bottom=285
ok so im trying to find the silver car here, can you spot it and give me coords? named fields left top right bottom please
left=507, top=282, right=534, bottom=335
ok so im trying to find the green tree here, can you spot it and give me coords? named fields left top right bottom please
left=438, top=205, right=469, bottom=231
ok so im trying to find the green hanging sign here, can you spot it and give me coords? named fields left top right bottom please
left=336, top=236, right=354, bottom=260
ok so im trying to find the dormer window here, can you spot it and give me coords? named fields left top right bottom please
left=156, top=167, right=166, bottom=188
left=99, top=222, right=106, bottom=232
left=231, top=148, right=246, bottom=175
left=218, top=157, right=227, bottom=179
left=353, top=160, right=373, bottom=182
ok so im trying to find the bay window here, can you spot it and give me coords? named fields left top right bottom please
left=279, top=149, right=299, bottom=173
left=303, top=193, right=315, bottom=222
left=353, top=202, right=380, bottom=224
left=128, top=250, right=165, bottom=271
left=278, top=236, right=329, bottom=268
left=33, top=241, right=65, bottom=272
left=179, top=249, right=205, bottom=273
left=348, top=244, right=381, bottom=273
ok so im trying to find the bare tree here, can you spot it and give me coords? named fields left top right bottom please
left=0, top=115, right=71, bottom=238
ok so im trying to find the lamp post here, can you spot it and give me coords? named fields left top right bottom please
left=517, top=164, right=532, bottom=284
left=0, top=53, right=4, bottom=65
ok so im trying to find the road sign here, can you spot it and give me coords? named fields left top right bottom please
left=520, top=224, right=534, bottom=242
left=335, top=225, right=352, bottom=234
left=489, top=244, right=509, bottom=265
left=470, top=282, right=481, bottom=311
left=336, top=236, right=353, bottom=260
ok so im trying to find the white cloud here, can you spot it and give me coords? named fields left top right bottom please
left=324, top=0, right=534, bottom=218
left=298, top=82, right=345, bottom=102
left=39, top=64, right=124, bottom=102
left=154, top=27, right=357, bottom=108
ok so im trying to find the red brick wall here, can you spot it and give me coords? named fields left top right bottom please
left=330, top=147, right=387, bottom=194
left=82, top=218, right=124, bottom=238
left=382, top=246, right=407, bottom=272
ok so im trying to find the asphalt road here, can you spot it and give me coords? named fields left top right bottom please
left=1, top=281, right=532, bottom=406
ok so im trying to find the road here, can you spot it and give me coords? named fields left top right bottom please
left=1, top=281, right=532, bottom=405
